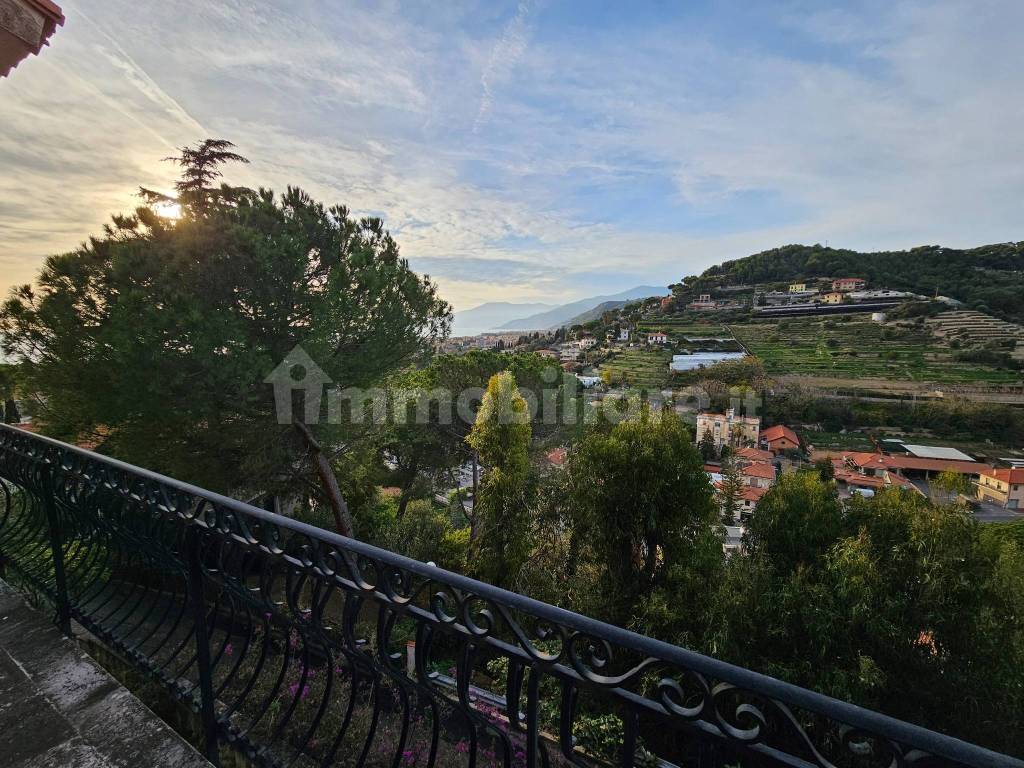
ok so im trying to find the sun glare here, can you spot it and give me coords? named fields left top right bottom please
left=153, top=201, right=182, bottom=220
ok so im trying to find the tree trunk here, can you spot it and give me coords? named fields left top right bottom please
left=469, top=451, right=480, bottom=542
left=396, top=457, right=418, bottom=519
left=293, top=421, right=354, bottom=538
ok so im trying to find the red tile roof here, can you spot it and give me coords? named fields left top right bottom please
left=982, top=467, right=1024, bottom=484
left=735, top=446, right=773, bottom=463
left=834, top=466, right=922, bottom=493
left=742, top=463, right=776, bottom=480
left=762, top=425, right=799, bottom=445
left=546, top=447, right=567, bottom=467
left=741, top=486, right=769, bottom=502
left=846, top=452, right=988, bottom=476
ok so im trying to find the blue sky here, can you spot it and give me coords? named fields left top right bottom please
left=2, top=0, right=1023, bottom=311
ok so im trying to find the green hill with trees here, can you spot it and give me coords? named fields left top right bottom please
left=674, top=242, right=1024, bottom=322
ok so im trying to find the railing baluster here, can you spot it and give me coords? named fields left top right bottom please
left=41, top=461, right=72, bottom=637
left=621, top=707, right=638, bottom=768
left=185, top=525, right=221, bottom=767
left=526, top=669, right=541, bottom=768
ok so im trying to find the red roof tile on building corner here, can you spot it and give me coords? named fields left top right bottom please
left=29, top=0, right=65, bottom=23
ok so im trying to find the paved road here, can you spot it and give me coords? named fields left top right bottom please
left=971, top=500, right=1023, bottom=523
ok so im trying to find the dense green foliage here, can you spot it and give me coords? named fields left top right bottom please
left=0, top=141, right=450, bottom=533
left=763, top=388, right=1024, bottom=446
left=688, top=242, right=1024, bottom=322
left=714, top=480, right=1024, bottom=752
left=559, top=409, right=721, bottom=632
left=0, top=364, right=20, bottom=423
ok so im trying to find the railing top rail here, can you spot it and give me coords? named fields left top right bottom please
left=0, top=423, right=1018, bottom=768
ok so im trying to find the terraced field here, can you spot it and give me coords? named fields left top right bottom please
left=635, top=317, right=731, bottom=337
left=730, top=318, right=1024, bottom=384
left=596, top=348, right=673, bottom=389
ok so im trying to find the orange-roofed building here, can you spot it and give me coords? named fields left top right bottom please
left=734, top=446, right=773, bottom=464
left=976, top=467, right=1024, bottom=510
left=741, top=462, right=776, bottom=489
left=546, top=447, right=567, bottom=468
left=739, top=486, right=768, bottom=517
left=761, top=425, right=800, bottom=455
left=844, top=452, right=989, bottom=480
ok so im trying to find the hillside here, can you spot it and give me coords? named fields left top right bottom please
left=680, top=242, right=1024, bottom=323
left=497, top=285, right=668, bottom=330
left=561, top=299, right=632, bottom=327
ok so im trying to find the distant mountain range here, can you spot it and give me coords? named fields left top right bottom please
left=452, top=286, right=668, bottom=336
left=560, top=300, right=633, bottom=328
left=451, top=302, right=555, bottom=336
left=496, top=286, right=669, bottom=330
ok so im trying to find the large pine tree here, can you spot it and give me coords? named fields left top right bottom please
left=0, top=140, right=451, bottom=536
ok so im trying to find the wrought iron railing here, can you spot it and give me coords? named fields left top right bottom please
left=0, top=423, right=1017, bottom=768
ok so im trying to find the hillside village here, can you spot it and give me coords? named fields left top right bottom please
left=441, top=250, right=1024, bottom=538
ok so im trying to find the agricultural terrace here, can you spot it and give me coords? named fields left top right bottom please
left=596, top=348, right=673, bottom=389
left=729, top=317, right=1024, bottom=384
left=635, top=316, right=732, bottom=339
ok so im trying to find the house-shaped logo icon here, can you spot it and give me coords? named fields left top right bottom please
left=263, top=345, right=333, bottom=424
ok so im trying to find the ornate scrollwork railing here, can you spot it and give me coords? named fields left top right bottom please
left=0, top=424, right=1017, bottom=768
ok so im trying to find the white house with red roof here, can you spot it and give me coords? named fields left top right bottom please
left=741, top=462, right=776, bottom=489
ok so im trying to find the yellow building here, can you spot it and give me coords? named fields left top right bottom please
left=976, top=467, right=1024, bottom=509
left=821, top=291, right=844, bottom=304
left=696, top=409, right=760, bottom=451
left=788, top=283, right=806, bottom=293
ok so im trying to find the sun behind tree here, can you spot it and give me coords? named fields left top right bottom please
left=0, top=139, right=451, bottom=536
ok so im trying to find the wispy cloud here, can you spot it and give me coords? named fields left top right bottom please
left=473, top=1, right=533, bottom=133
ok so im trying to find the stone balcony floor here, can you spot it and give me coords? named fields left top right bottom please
left=0, top=580, right=210, bottom=768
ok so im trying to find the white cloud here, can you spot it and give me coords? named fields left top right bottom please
left=473, top=0, right=533, bottom=133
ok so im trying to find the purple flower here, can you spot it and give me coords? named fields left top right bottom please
left=287, top=681, right=311, bottom=700
left=224, top=643, right=233, bottom=656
